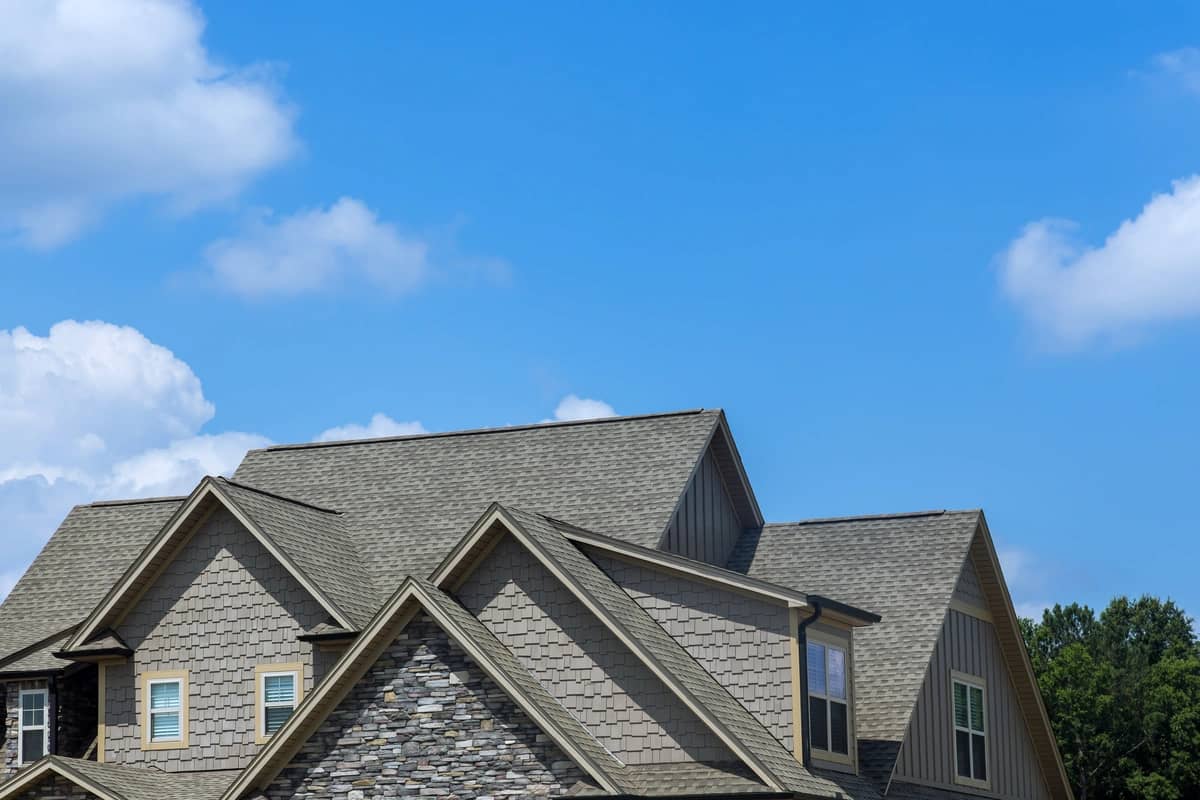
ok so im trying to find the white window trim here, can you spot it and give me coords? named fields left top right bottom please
left=806, top=629, right=856, bottom=768
left=255, top=663, right=304, bottom=744
left=951, top=670, right=990, bottom=790
left=141, top=670, right=188, bottom=751
left=17, top=688, right=48, bottom=765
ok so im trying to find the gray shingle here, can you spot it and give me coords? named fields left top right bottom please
left=22, top=756, right=236, bottom=800
left=726, top=511, right=981, bottom=777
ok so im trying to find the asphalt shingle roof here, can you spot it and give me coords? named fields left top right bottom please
left=0, top=498, right=183, bottom=670
left=726, top=510, right=981, bottom=769
left=10, top=757, right=236, bottom=800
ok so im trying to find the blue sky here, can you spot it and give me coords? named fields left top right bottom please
left=2, top=1, right=1199, bottom=621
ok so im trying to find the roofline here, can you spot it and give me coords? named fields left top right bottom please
left=431, top=505, right=793, bottom=794
left=0, top=626, right=78, bottom=672
left=765, top=509, right=970, bottom=527
left=0, top=757, right=126, bottom=800
left=214, top=477, right=342, bottom=515
left=254, top=408, right=711, bottom=452
left=83, top=495, right=188, bottom=508
left=223, top=576, right=625, bottom=798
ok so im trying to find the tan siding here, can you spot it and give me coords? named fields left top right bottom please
left=953, top=557, right=987, bottom=609
left=454, top=535, right=734, bottom=765
left=894, top=610, right=1051, bottom=800
left=593, top=553, right=793, bottom=747
left=105, top=508, right=330, bottom=771
left=661, top=448, right=744, bottom=566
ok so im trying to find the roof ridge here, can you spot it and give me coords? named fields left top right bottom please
left=255, top=408, right=713, bottom=453
left=767, top=509, right=978, bottom=526
left=84, top=495, right=187, bottom=508
left=215, top=477, right=342, bottom=515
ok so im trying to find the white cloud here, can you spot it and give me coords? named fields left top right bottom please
left=1151, top=47, right=1200, bottom=95
left=546, top=394, right=618, bottom=422
left=0, top=320, right=267, bottom=600
left=314, top=413, right=427, bottom=443
left=998, top=547, right=1053, bottom=621
left=205, top=198, right=431, bottom=298
left=999, top=176, right=1200, bottom=348
left=0, top=0, right=296, bottom=247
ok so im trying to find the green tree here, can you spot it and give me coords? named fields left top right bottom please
left=1022, top=596, right=1200, bottom=800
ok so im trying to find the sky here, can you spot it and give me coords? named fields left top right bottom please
left=2, top=0, right=1199, bottom=623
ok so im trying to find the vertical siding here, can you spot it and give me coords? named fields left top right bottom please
left=953, top=557, right=988, bottom=608
left=893, top=610, right=1051, bottom=800
left=592, top=553, right=793, bottom=747
left=661, top=448, right=745, bottom=566
left=104, top=508, right=330, bottom=771
left=455, top=535, right=734, bottom=765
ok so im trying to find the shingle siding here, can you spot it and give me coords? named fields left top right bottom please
left=104, top=508, right=330, bottom=771
left=455, top=535, right=734, bottom=765
left=264, top=614, right=588, bottom=800
left=893, top=610, right=1051, bottom=800
left=592, top=553, right=793, bottom=747
left=661, top=448, right=745, bottom=566
left=952, top=558, right=987, bottom=609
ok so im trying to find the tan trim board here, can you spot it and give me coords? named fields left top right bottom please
left=789, top=607, right=803, bottom=758
left=97, top=664, right=106, bottom=763
left=805, top=627, right=857, bottom=771
left=949, top=597, right=994, bottom=623
left=254, top=662, right=306, bottom=745
left=141, top=669, right=189, bottom=751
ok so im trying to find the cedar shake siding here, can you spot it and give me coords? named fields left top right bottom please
left=264, top=615, right=589, bottom=800
left=455, top=534, right=735, bottom=765
left=893, top=609, right=1051, bottom=800
left=104, top=508, right=330, bottom=771
left=592, top=552, right=794, bottom=747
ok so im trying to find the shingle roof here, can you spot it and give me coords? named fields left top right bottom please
left=0, top=498, right=183, bottom=668
left=726, top=511, right=981, bottom=760
left=230, top=410, right=722, bottom=588
left=213, top=478, right=378, bottom=628
left=502, top=506, right=855, bottom=800
left=0, top=757, right=236, bottom=800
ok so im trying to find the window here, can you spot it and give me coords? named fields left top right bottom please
left=141, top=670, right=188, bottom=750
left=18, top=689, right=48, bottom=764
left=952, top=673, right=988, bottom=787
left=807, top=637, right=851, bottom=761
left=255, top=663, right=303, bottom=743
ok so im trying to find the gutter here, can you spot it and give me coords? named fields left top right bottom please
left=796, top=600, right=824, bottom=768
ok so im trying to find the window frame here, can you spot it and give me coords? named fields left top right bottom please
left=254, top=662, right=304, bottom=744
left=805, top=629, right=856, bottom=768
left=141, top=670, right=189, bottom=750
left=17, top=688, right=49, bottom=765
left=950, top=670, right=990, bottom=790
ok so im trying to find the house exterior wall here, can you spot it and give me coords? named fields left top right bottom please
left=104, top=508, right=330, bottom=771
left=454, top=534, right=734, bottom=765
left=3, top=680, right=47, bottom=778
left=591, top=552, right=793, bottom=746
left=264, top=614, right=588, bottom=800
left=892, top=610, right=1051, bottom=800
left=660, top=448, right=745, bottom=566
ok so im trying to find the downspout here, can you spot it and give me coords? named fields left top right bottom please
left=796, top=600, right=823, bottom=768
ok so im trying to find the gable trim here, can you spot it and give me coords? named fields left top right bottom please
left=948, top=597, right=993, bottom=623
left=65, top=478, right=354, bottom=653
left=0, top=757, right=127, bottom=800
left=432, top=505, right=790, bottom=793
left=223, top=577, right=624, bottom=800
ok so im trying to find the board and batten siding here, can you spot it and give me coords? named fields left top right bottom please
left=660, top=447, right=745, bottom=566
left=892, top=609, right=1051, bottom=800
left=592, top=552, right=793, bottom=747
left=454, top=534, right=734, bottom=765
left=105, top=507, right=333, bottom=771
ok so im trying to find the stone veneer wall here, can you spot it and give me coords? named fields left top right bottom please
left=265, top=614, right=588, bottom=800
left=6, top=774, right=97, bottom=800
left=4, top=680, right=48, bottom=778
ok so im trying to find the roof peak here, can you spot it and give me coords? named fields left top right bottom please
left=84, top=495, right=187, bottom=508
left=214, top=477, right=343, bottom=515
left=256, top=408, right=716, bottom=453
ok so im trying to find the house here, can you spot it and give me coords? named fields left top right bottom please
left=0, top=409, right=1072, bottom=800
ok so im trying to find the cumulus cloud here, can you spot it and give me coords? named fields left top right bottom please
left=0, top=320, right=267, bottom=600
left=1151, top=47, right=1200, bottom=95
left=205, top=198, right=432, bottom=298
left=314, top=413, right=427, bottom=443
left=0, top=0, right=296, bottom=247
left=547, top=394, right=618, bottom=422
left=999, top=176, right=1200, bottom=348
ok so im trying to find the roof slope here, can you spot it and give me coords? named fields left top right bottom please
left=0, top=756, right=235, bottom=800
left=726, top=511, right=981, bottom=769
left=231, top=410, right=722, bottom=588
left=0, top=497, right=182, bottom=669
left=214, top=478, right=378, bottom=627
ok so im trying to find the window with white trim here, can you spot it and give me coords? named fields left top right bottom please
left=953, top=674, right=988, bottom=785
left=148, top=678, right=183, bottom=743
left=256, top=663, right=303, bottom=742
left=18, top=689, right=48, bottom=764
left=807, top=639, right=850, bottom=758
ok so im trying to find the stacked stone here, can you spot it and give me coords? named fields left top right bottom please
left=268, top=615, right=586, bottom=799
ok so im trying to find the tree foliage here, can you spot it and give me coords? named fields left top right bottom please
left=1022, top=596, right=1200, bottom=800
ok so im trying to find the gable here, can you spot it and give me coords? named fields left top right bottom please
left=953, top=555, right=987, bottom=610
left=264, top=613, right=591, bottom=800
left=892, top=608, right=1051, bottom=800
left=455, top=533, right=736, bottom=765
left=592, top=551, right=793, bottom=748
left=660, top=445, right=748, bottom=565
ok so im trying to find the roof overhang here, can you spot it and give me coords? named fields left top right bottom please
left=0, top=757, right=125, bottom=800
